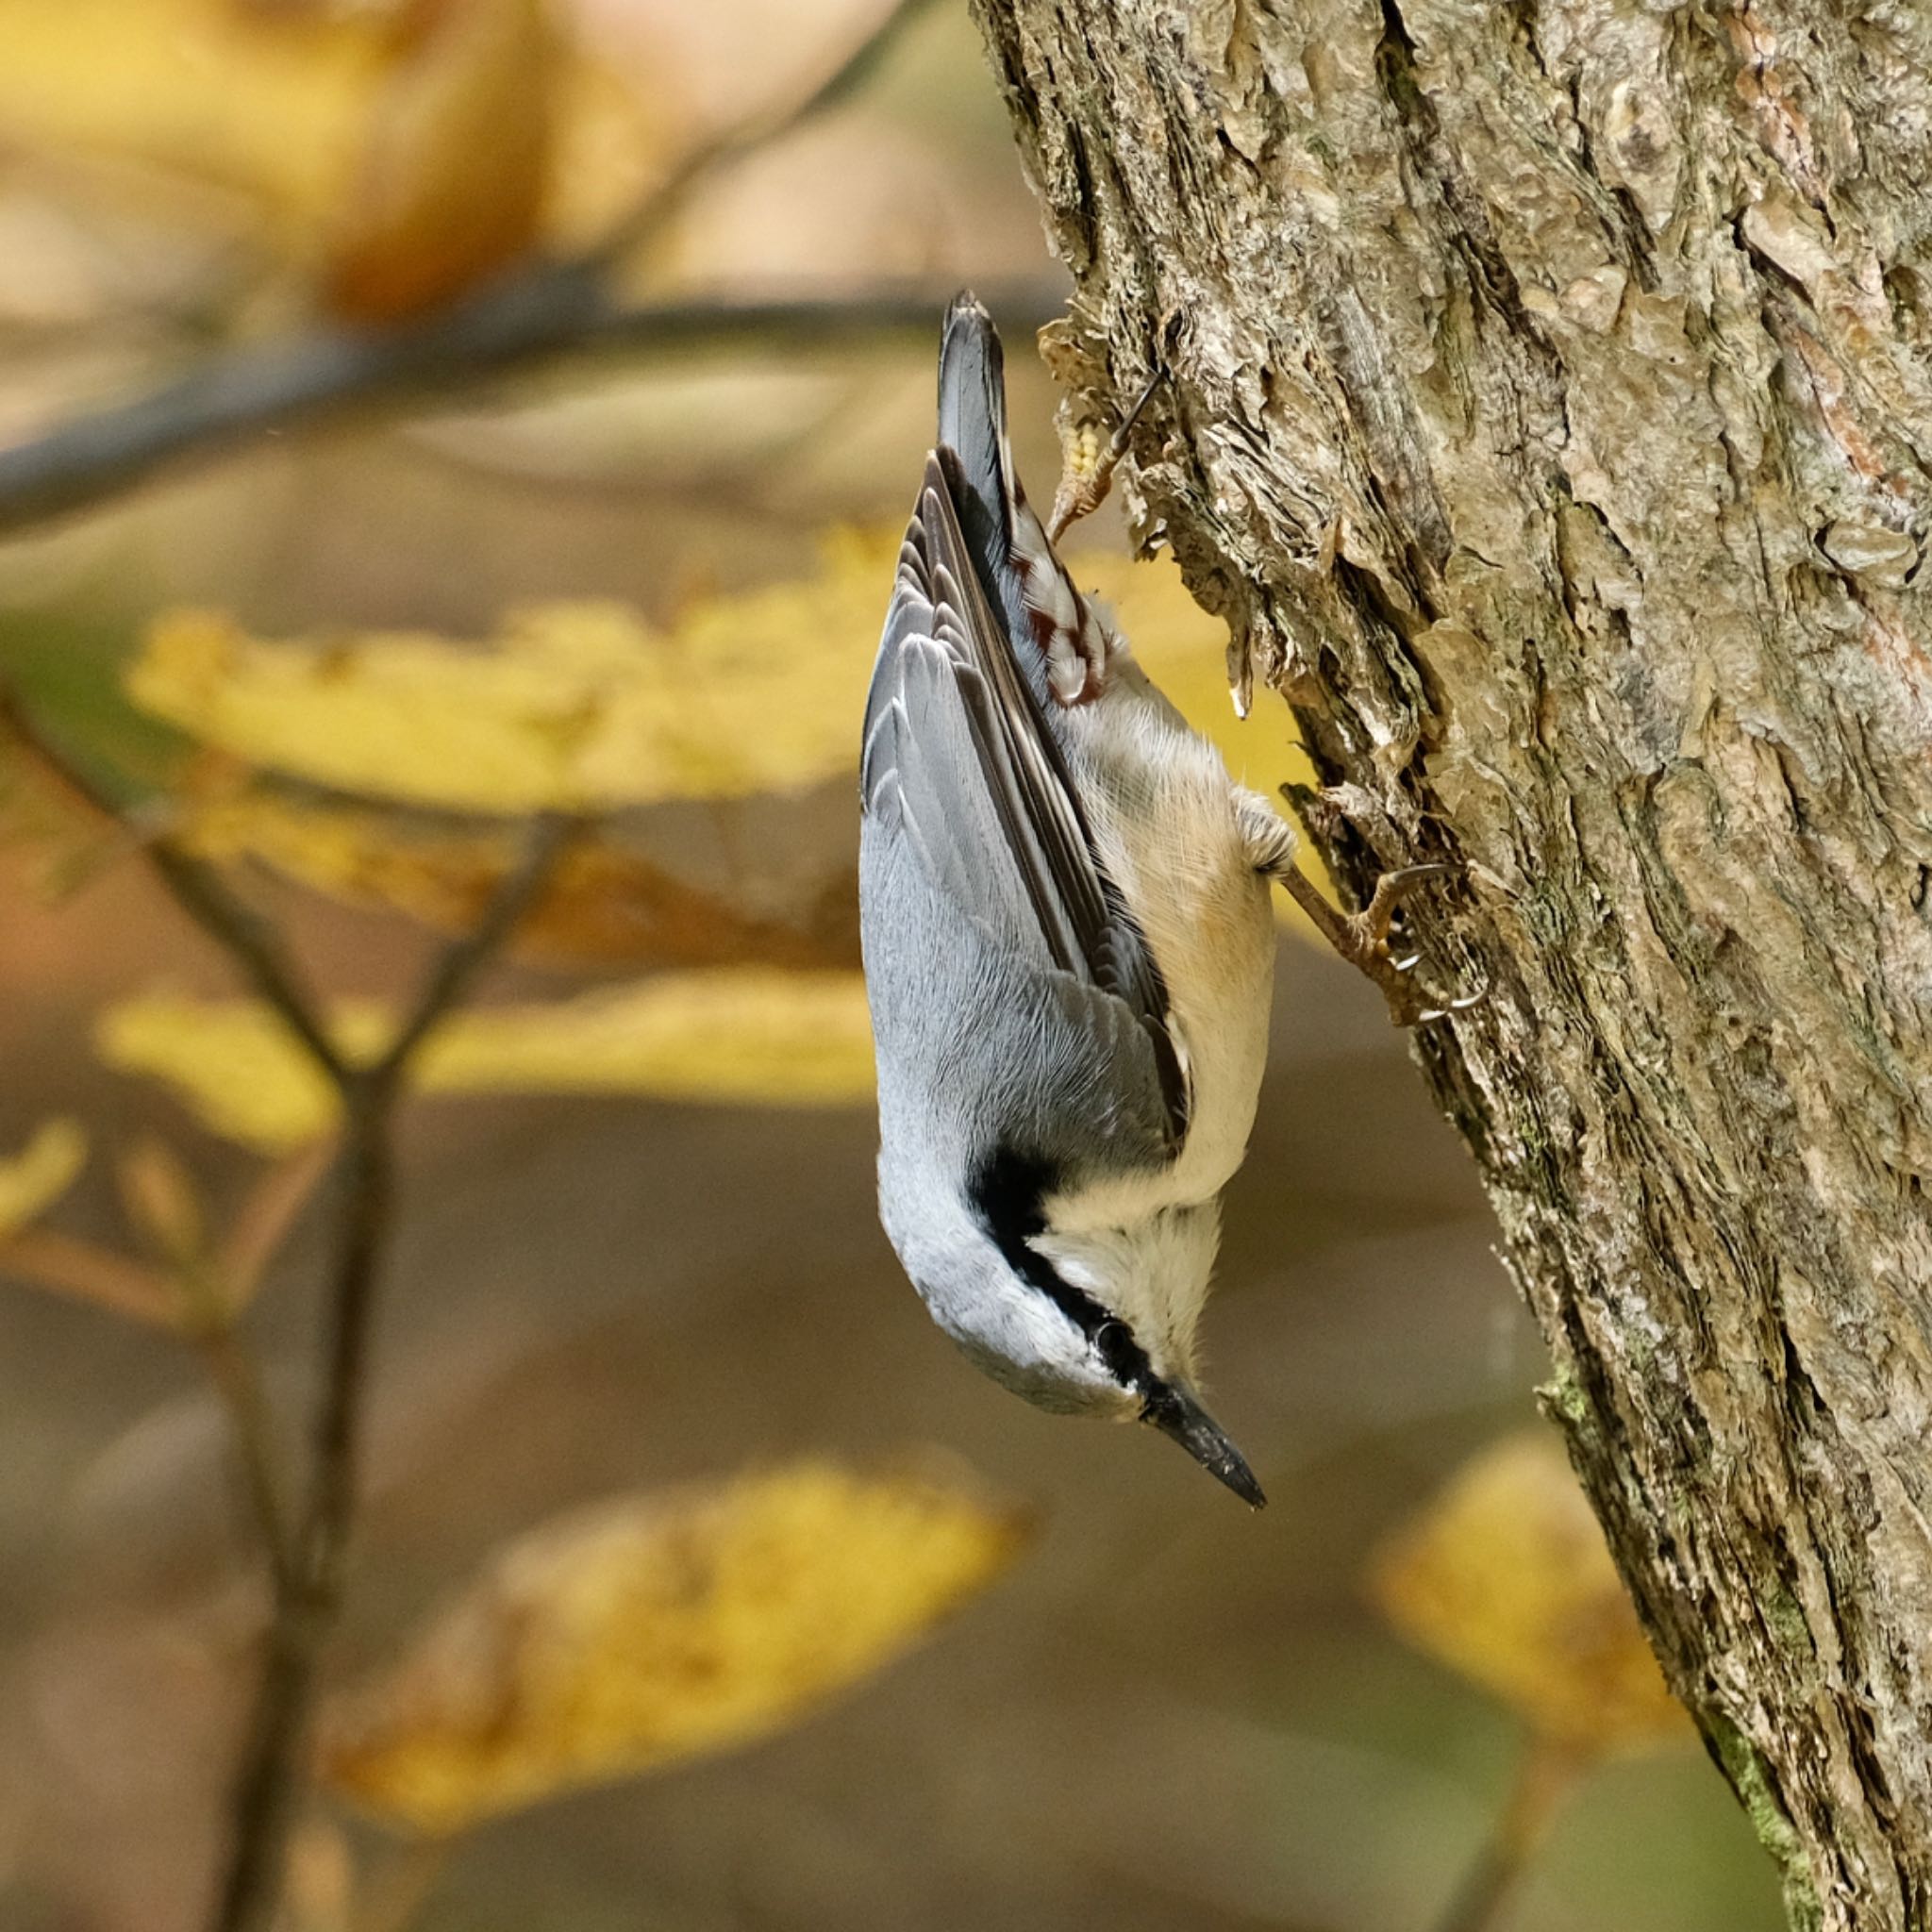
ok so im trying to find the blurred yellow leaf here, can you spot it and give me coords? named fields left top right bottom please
left=0, top=0, right=670, bottom=261
left=325, top=0, right=555, bottom=321
left=1369, top=1431, right=1689, bottom=1754
left=182, top=791, right=860, bottom=970
left=321, top=1461, right=1030, bottom=1834
left=96, top=996, right=345, bottom=1152
left=95, top=969, right=875, bottom=1151
left=127, top=536, right=896, bottom=810
left=0, top=1118, right=88, bottom=1239
left=0, top=0, right=384, bottom=234
left=131, top=535, right=1308, bottom=824
left=430, top=968, right=874, bottom=1104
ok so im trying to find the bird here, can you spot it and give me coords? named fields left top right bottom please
left=858, top=292, right=1470, bottom=1507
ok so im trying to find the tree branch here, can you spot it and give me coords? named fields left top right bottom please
left=0, top=280, right=1064, bottom=541
left=0, top=0, right=1030, bottom=543
left=4, top=690, right=569, bottom=1929
left=370, top=812, right=576, bottom=1084
left=0, top=690, right=349, bottom=1082
left=209, top=811, right=571, bottom=1932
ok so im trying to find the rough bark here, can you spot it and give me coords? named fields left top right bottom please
left=970, top=1, right=1932, bottom=1925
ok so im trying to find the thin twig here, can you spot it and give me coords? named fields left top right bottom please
left=195, top=1322, right=297, bottom=1592
left=0, top=1228, right=175, bottom=1325
left=372, top=812, right=575, bottom=1082
left=218, top=1137, right=340, bottom=1314
left=1433, top=1735, right=1582, bottom=1932
left=209, top=812, right=571, bottom=1932
left=0, top=279, right=1065, bottom=540
left=210, top=1110, right=391, bottom=1932
left=0, top=1228, right=297, bottom=1589
left=0, top=690, right=348, bottom=1081
left=185, top=1139, right=339, bottom=1590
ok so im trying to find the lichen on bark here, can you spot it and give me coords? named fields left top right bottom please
left=971, top=0, right=1932, bottom=1924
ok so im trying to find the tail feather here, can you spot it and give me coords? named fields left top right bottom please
left=936, top=291, right=1018, bottom=586
left=935, top=289, right=1078, bottom=709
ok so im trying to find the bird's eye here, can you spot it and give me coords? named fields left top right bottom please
left=1092, top=1320, right=1140, bottom=1377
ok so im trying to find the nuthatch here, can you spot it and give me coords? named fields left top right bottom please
left=858, top=293, right=1472, bottom=1506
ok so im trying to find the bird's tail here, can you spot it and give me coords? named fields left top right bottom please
left=935, top=291, right=1019, bottom=578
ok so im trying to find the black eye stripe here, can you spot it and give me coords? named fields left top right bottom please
left=968, top=1144, right=1160, bottom=1393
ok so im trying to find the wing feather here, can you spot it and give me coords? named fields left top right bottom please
left=861, top=452, right=1189, bottom=1145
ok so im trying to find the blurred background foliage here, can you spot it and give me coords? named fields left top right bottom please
left=0, top=2, right=1782, bottom=1929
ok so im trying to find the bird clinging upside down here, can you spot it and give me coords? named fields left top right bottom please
left=858, top=293, right=1472, bottom=1505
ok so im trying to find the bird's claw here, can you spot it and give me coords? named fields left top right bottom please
left=1048, top=367, right=1165, bottom=543
left=1411, top=982, right=1491, bottom=1025
left=1046, top=458, right=1112, bottom=546
left=1327, top=863, right=1485, bottom=1029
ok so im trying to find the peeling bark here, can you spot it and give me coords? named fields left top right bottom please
left=970, top=1, right=1932, bottom=1924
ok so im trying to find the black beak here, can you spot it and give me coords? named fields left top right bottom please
left=1141, top=1382, right=1267, bottom=1508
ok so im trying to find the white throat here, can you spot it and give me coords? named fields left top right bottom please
left=1029, top=1194, right=1222, bottom=1388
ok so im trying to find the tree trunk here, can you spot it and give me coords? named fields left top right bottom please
left=969, top=1, right=1932, bottom=1924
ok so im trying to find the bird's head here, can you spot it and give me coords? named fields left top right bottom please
left=889, top=1171, right=1265, bottom=1508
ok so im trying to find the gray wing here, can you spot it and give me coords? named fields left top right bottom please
left=860, top=451, right=1189, bottom=1147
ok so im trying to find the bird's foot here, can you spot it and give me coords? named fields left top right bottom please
left=1046, top=369, right=1163, bottom=542
left=1270, top=859, right=1486, bottom=1028
left=1339, top=864, right=1489, bottom=1025
left=1045, top=310, right=1182, bottom=543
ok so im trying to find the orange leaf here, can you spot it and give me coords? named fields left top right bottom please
left=325, top=0, right=556, bottom=322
